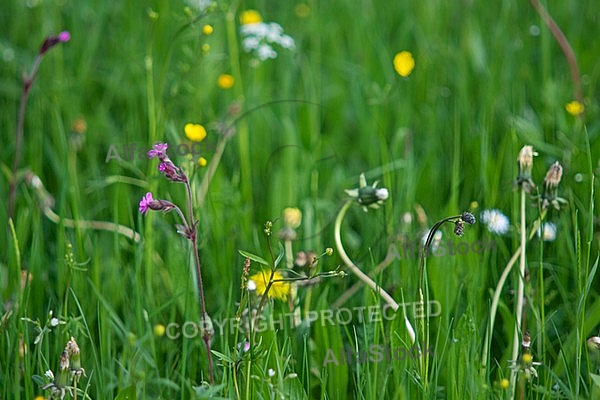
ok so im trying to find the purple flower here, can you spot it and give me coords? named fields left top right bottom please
left=58, top=31, right=71, bottom=42
left=147, top=143, right=168, bottom=159
left=139, top=192, right=153, bottom=214
left=39, top=31, right=71, bottom=55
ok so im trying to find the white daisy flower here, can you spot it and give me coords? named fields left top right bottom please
left=481, top=209, right=510, bottom=235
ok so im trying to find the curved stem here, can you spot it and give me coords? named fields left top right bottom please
left=334, top=201, right=400, bottom=310
left=334, top=200, right=416, bottom=344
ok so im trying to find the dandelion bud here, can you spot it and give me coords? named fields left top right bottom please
left=56, top=350, right=70, bottom=387
left=517, top=145, right=537, bottom=176
left=516, top=145, right=537, bottom=193
left=544, top=161, right=563, bottom=190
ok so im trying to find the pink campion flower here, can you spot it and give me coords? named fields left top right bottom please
left=39, top=30, right=71, bottom=55
left=147, top=143, right=168, bottom=159
left=58, top=31, right=71, bottom=42
left=139, top=192, right=154, bottom=214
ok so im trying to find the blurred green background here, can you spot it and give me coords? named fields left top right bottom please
left=1, top=0, right=599, bottom=398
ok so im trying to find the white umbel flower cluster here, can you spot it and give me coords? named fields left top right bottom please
left=240, top=22, right=295, bottom=62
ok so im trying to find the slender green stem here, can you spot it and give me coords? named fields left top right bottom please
left=480, top=213, right=545, bottom=374
left=184, top=178, right=213, bottom=383
left=510, top=189, right=527, bottom=395
left=9, top=55, right=43, bottom=220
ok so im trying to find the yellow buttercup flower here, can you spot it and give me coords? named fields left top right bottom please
left=198, top=157, right=207, bottom=167
left=565, top=100, right=584, bottom=116
left=184, top=123, right=207, bottom=142
left=500, top=379, right=509, bottom=389
left=240, top=9, right=262, bottom=25
left=202, top=24, right=213, bottom=35
left=248, top=270, right=290, bottom=301
left=393, top=51, right=415, bottom=77
left=153, top=324, right=166, bottom=337
left=217, top=74, right=234, bottom=89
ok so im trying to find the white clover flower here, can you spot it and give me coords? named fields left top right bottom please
left=481, top=209, right=510, bottom=235
left=50, top=317, right=59, bottom=327
left=537, top=222, right=556, bottom=242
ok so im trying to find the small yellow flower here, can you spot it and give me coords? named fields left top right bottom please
left=500, top=378, right=509, bottom=389
left=248, top=270, right=290, bottom=301
left=198, top=157, right=208, bottom=167
left=522, top=353, right=533, bottom=364
left=393, top=51, right=415, bottom=77
left=565, top=100, right=584, bottom=116
left=202, top=24, right=213, bottom=35
left=295, top=3, right=310, bottom=18
left=184, top=123, right=207, bottom=142
left=240, top=9, right=262, bottom=25
left=217, top=74, right=234, bottom=89
left=153, top=324, right=166, bottom=337
left=282, top=207, right=302, bottom=229
left=34, top=396, right=46, bottom=400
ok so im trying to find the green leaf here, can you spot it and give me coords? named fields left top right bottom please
left=238, top=250, right=270, bottom=266
left=274, top=242, right=285, bottom=268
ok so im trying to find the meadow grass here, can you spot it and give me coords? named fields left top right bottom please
left=1, top=0, right=600, bottom=399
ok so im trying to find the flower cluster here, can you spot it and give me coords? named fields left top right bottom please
left=239, top=10, right=295, bottom=62
left=147, top=143, right=187, bottom=183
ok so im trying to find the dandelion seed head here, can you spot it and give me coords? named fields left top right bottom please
left=481, top=209, right=510, bottom=234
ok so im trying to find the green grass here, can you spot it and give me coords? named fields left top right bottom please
left=2, top=0, right=600, bottom=399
